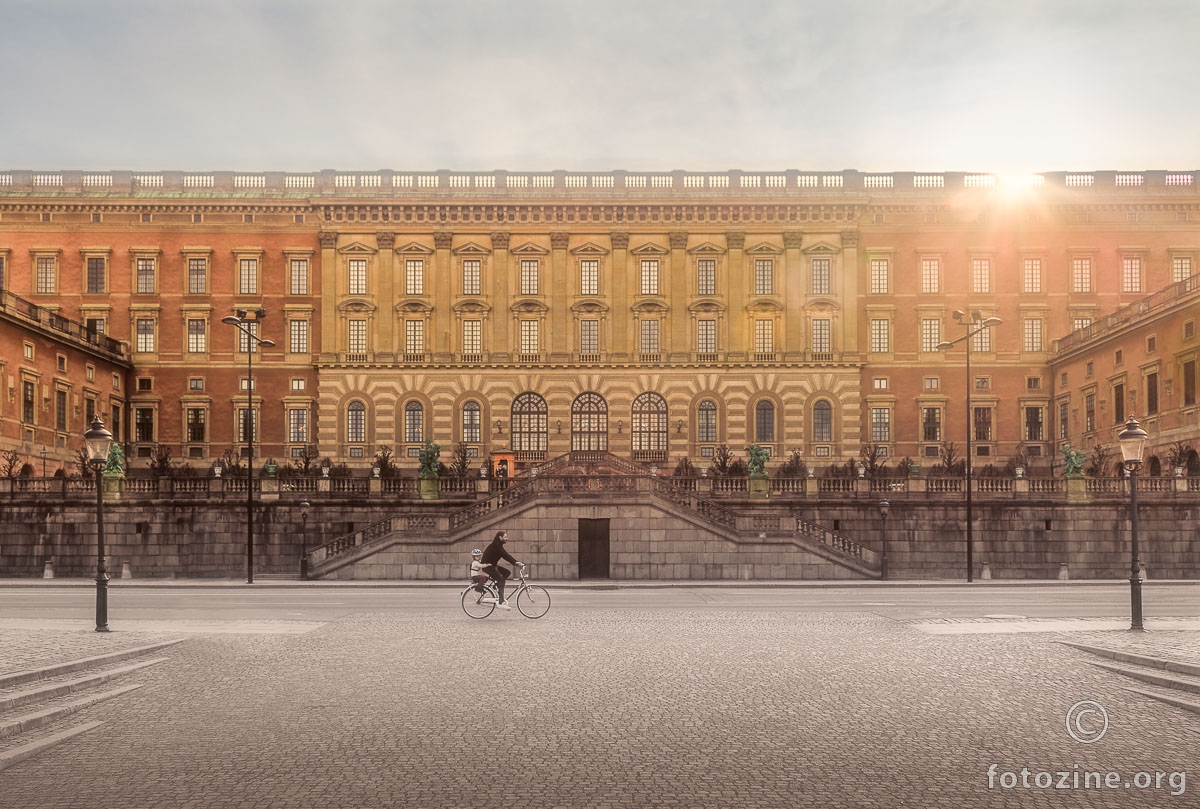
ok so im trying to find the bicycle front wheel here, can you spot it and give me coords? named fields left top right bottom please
left=515, top=585, right=551, bottom=619
left=461, top=585, right=497, bottom=619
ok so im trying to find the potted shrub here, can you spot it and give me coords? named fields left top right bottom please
left=418, top=440, right=441, bottom=500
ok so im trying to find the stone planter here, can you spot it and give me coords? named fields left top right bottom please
left=418, top=477, right=439, bottom=500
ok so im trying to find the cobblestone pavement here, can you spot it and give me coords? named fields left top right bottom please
left=0, top=610, right=1196, bottom=808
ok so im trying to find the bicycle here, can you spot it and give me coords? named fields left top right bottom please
left=460, top=564, right=551, bottom=619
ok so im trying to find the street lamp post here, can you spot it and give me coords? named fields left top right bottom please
left=84, top=417, right=114, bottom=632
left=40, top=446, right=47, bottom=478
left=878, top=498, right=890, bottom=581
left=299, top=498, right=311, bottom=581
left=1118, top=415, right=1148, bottom=631
left=937, top=309, right=1002, bottom=583
left=221, top=309, right=276, bottom=585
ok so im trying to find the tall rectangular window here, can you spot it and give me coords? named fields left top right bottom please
left=697, top=259, right=716, bottom=295
left=462, top=320, right=481, bottom=355
left=187, top=408, right=206, bottom=443
left=289, top=320, right=308, bottom=354
left=811, top=319, right=831, bottom=353
left=0, top=254, right=5, bottom=290
left=406, top=259, right=424, bottom=295
left=188, top=258, right=207, bottom=294
left=288, top=409, right=308, bottom=444
left=135, top=408, right=155, bottom=443
left=289, top=259, right=308, bottom=295
left=973, top=407, right=992, bottom=441
left=870, top=408, right=891, bottom=442
left=36, top=256, right=56, bottom=293
left=462, top=404, right=481, bottom=443
left=1073, top=258, right=1092, bottom=293
left=1024, top=407, right=1044, bottom=441
left=922, top=407, right=941, bottom=442
left=1073, top=317, right=1092, bottom=331
left=755, top=320, right=774, bottom=354
left=869, top=319, right=889, bottom=353
left=86, top=257, right=106, bottom=293
left=347, top=320, right=367, bottom=354
left=921, top=319, right=941, bottom=352
left=22, top=381, right=34, bottom=423
left=1114, top=383, right=1125, bottom=424
left=187, top=319, right=207, bottom=353
left=870, top=258, right=889, bottom=294
left=1023, top=319, right=1043, bottom=352
left=1059, top=401, right=1070, bottom=439
left=136, top=258, right=156, bottom=294
left=755, top=259, right=774, bottom=295
left=1146, top=372, right=1158, bottom=414
left=348, top=259, right=367, bottom=295
left=1173, top=256, right=1193, bottom=284
left=238, top=321, right=260, bottom=354
left=237, top=408, right=257, bottom=444
left=972, top=324, right=993, bottom=353
left=239, top=258, right=258, bottom=294
left=520, top=260, right=539, bottom=295
left=1023, top=259, right=1042, bottom=293
left=520, top=320, right=539, bottom=355
left=1122, top=257, right=1142, bottom=293
left=579, top=320, right=599, bottom=354
left=406, top=320, right=425, bottom=354
left=1085, top=394, right=1096, bottom=432
left=136, top=319, right=155, bottom=353
left=921, top=258, right=940, bottom=293
left=55, top=389, right=67, bottom=432
left=640, top=260, right=659, bottom=295
left=697, top=320, right=716, bottom=354
left=462, top=259, right=481, bottom=295
left=579, top=260, right=598, bottom=295
left=1182, top=360, right=1196, bottom=406
left=971, top=258, right=991, bottom=293
left=809, top=258, right=829, bottom=295
left=640, top=319, right=659, bottom=354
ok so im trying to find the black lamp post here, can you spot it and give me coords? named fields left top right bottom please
left=221, top=309, right=275, bottom=585
left=937, top=309, right=1002, bottom=583
left=299, top=498, right=311, bottom=581
left=878, top=498, right=890, bottom=581
left=84, top=416, right=114, bottom=632
left=1118, top=414, right=1148, bottom=631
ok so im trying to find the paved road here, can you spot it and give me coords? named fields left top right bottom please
left=0, top=583, right=1196, bottom=808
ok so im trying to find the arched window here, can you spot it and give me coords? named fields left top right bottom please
left=631, top=392, right=668, bottom=455
left=347, top=401, right=366, bottom=444
left=511, top=392, right=548, bottom=453
left=755, top=400, right=775, bottom=443
left=812, top=400, right=832, bottom=442
left=462, top=400, right=481, bottom=443
left=697, top=399, right=717, bottom=443
left=571, top=392, right=608, bottom=451
left=404, top=401, right=423, bottom=444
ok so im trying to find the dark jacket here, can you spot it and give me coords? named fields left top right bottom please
left=480, top=537, right=518, bottom=567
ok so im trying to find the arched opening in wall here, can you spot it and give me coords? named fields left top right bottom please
left=511, top=392, right=548, bottom=462
left=755, top=400, right=776, bottom=444
left=571, top=392, right=608, bottom=452
left=1186, top=449, right=1200, bottom=477
left=631, top=392, right=667, bottom=463
left=1147, top=456, right=1162, bottom=477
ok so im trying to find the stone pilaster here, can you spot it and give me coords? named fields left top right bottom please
left=726, top=231, right=746, bottom=358
left=375, top=232, right=396, bottom=360
left=550, top=231, right=570, bottom=359
left=318, top=232, right=338, bottom=357
left=433, top=232, right=453, bottom=357
left=610, top=232, right=629, bottom=359
left=490, top=232, right=511, bottom=359
left=783, top=231, right=804, bottom=360
left=669, top=231, right=689, bottom=361
left=840, top=230, right=861, bottom=357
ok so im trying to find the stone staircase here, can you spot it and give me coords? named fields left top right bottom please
left=0, top=639, right=184, bottom=771
left=1061, top=641, right=1200, bottom=716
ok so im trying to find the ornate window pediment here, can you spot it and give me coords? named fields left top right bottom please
left=395, top=299, right=434, bottom=315
left=631, top=300, right=669, bottom=316
left=569, top=242, right=610, bottom=257
left=396, top=241, right=435, bottom=255
left=570, top=298, right=610, bottom=316
left=687, top=242, right=726, bottom=255
left=747, top=298, right=784, bottom=314
left=452, top=298, right=492, bottom=316
left=511, top=242, right=550, bottom=256
left=452, top=241, right=491, bottom=257
left=510, top=298, right=549, bottom=315
left=746, top=242, right=783, bottom=256
left=802, top=241, right=839, bottom=255
left=630, top=243, right=669, bottom=257
left=804, top=300, right=841, bottom=315
left=337, top=241, right=378, bottom=255
left=687, top=298, right=726, bottom=315
left=337, top=298, right=377, bottom=314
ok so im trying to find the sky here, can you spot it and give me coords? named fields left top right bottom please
left=1, top=0, right=1197, bottom=174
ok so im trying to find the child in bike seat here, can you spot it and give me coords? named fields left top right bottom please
left=469, top=548, right=489, bottom=592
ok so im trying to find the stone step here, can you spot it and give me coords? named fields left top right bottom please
left=0, top=683, right=143, bottom=740
left=0, top=639, right=184, bottom=689
left=1089, top=661, right=1200, bottom=697
left=0, top=658, right=167, bottom=712
left=1058, top=641, right=1200, bottom=677
left=1124, top=686, right=1200, bottom=717
left=0, top=721, right=105, bottom=772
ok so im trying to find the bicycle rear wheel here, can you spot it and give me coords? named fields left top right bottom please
left=461, top=584, right=497, bottom=619
left=515, top=585, right=551, bottom=619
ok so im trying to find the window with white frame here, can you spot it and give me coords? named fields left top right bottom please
left=462, top=259, right=481, bottom=295
left=520, top=259, right=539, bottom=295
left=755, top=259, right=774, bottom=295
left=136, top=257, right=156, bottom=294
left=579, top=260, right=598, bottom=295
left=870, top=407, right=891, bottom=442
left=86, top=257, right=106, bottom=293
left=1025, top=407, right=1044, bottom=441
left=640, top=319, right=659, bottom=354
left=187, top=319, right=206, bottom=353
left=755, top=400, right=775, bottom=443
left=289, top=319, right=308, bottom=354
left=406, top=259, right=424, bottom=295
left=406, top=320, right=425, bottom=355
left=810, top=258, right=829, bottom=295
left=348, top=259, right=367, bottom=295
left=971, top=258, right=991, bottom=293
left=36, top=256, right=57, bottom=293
left=579, top=319, right=599, bottom=354
left=1023, top=318, right=1043, bottom=352
left=973, top=406, right=992, bottom=441
left=289, top=259, right=308, bottom=295
left=238, top=258, right=258, bottom=294
left=698, top=399, right=717, bottom=442
left=813, top=400, right=833, bottom=442
left=189, top=258, right=208, bottom=294
left=869, top=318, right=889, bottom=353
left=136, top=318, right=155, bottom=352
left=921, top=258, right=940, bottom=293
left=462, top=401, right=481, bottom=443
left=697, top=319, right=716, bottom=354
left=404, top=401, right=423, bottom=443
left=520, top=320, right=539, bottom=355
left=921, top=319, right=941, bottom=352
left=1058, top=401, right=1069, bottom=439
left=640, top=260, right=659, bottom=295
left=1023, top=258, right=1042, bottom=293
left=288, top=408, right=308, bottom=443
left=347, top=320, right=367, bottom=354
left=462, top=320, right=481, bottom=355
left=697, top=259, right=716, bottom=295
left=971, top=323, right=993, bottom=353
left=1122, top=257, right=1142, bottom=292
left=187, top=408, right=206, bottom=443
left=238, top=321, right=261, bottom=354
left=346, top=402, right=366, bottom=443
left=237, top=408, right=258, bottom=444
left=811, top=319, right=831, bottom=353
left=870, top=258, right=889, bottom=294
left=1173, top=256, right=1193, bottom=284
left=1073, top=258, right=1092, bottom=292
left=755, top=320, right=774, bottom=354
left=922, top=407, right=941, bottom=442
left=1073, top=317, right=1092, bottom=331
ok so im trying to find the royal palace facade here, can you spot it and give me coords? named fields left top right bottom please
left=1, top=168, right=1198, bottom=478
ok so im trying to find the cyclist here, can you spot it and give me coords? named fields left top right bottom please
left=479, top=529, right=523, bottom=609
left=468, top=548, right=489, bottom=592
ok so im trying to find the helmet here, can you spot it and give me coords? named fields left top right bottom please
left=471, top=548, right=482, bottom=557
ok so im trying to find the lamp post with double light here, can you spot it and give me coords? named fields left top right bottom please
left=1118, top=415, right=1148, bottom=631
left=221, top=309, right=275, bottom=585
left=936, top=309, right=1002, bottom=583
left=878, top=498, right=890, bottom=581
left=84, top=416, right=114, bottom=632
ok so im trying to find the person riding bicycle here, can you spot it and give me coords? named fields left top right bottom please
left=469, top=548, right=489, bottom=592
left=479, top=529, right=523, bottom=609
